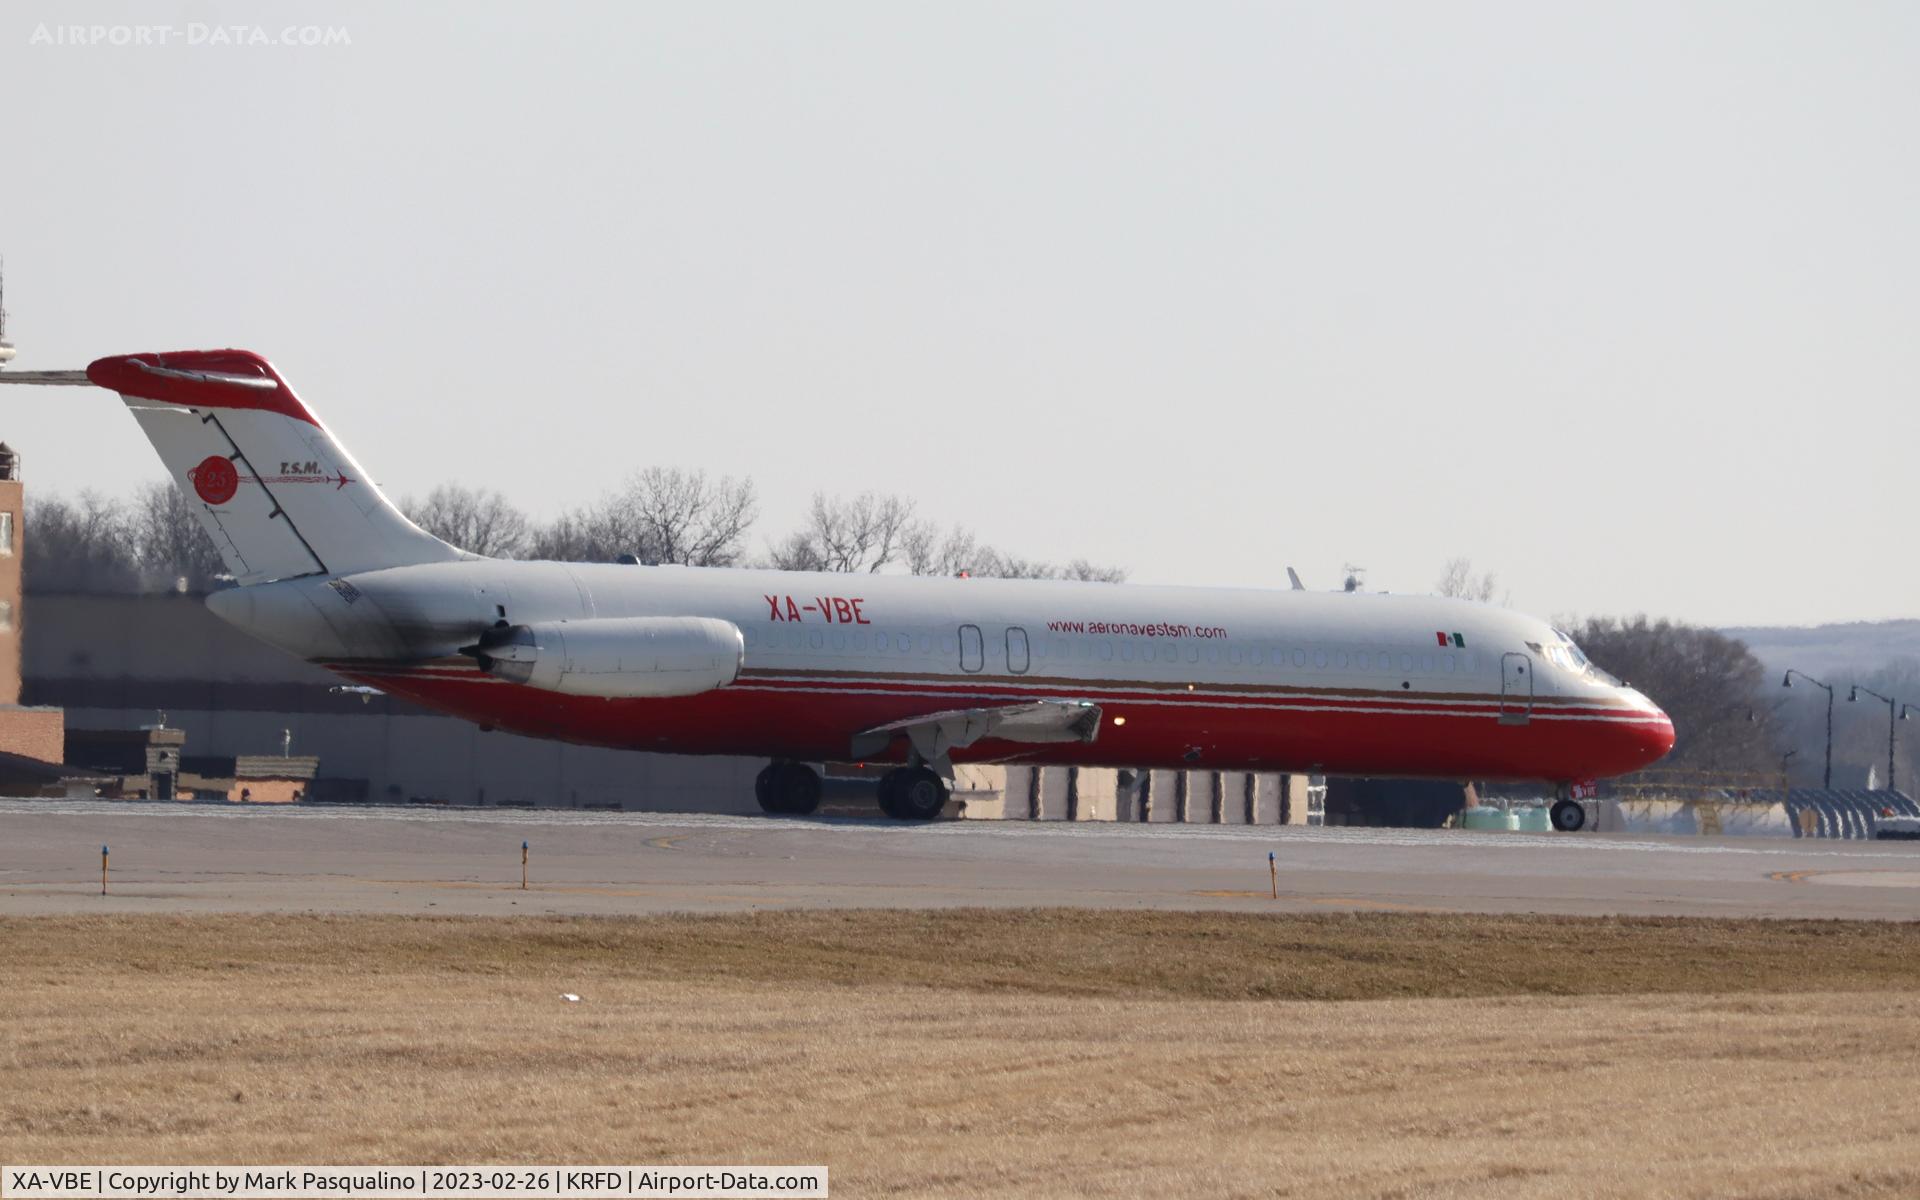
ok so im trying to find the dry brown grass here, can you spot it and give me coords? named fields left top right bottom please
left=4, top=911, right=1919, bottom=1198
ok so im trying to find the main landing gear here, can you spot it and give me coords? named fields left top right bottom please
left=877, top=765, right=948, bottom=821
left=755, top=761, right=821, bottom=816
left=754, top=760, right=950, bottom=820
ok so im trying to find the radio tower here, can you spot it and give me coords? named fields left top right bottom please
left=0, top=258, right=15, bottom=367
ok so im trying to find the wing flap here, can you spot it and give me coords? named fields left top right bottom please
left=851, top=699, right=1103, bottom=775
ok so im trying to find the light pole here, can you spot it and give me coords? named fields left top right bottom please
left=1848, top=686, right=1905, bottom=794
left=1783, top=670, right=1834, bottom=790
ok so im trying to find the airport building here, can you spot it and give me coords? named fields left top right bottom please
left=0, top=443, right=67, bottom=767
left=24, top=586, right=1327, bottom=821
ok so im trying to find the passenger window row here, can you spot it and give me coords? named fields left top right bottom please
left=741, top=623, right=1475, bottom=677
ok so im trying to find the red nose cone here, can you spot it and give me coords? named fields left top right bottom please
left=1641, top=710, right=1677, bottom=765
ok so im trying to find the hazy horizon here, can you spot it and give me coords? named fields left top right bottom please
left=3, top=2, right=1915, bottom=628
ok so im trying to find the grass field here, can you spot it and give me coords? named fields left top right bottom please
left=5, top=911, right=1919, bottom=1198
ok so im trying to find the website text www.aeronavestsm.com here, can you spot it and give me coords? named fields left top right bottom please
left=1044, top=619, right=1228, bottom=639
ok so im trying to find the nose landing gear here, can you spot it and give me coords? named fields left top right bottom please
left=1550, top=786, right=1588, bottom=833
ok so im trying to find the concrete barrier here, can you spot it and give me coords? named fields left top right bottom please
left=1598, top=799, right=1792, bottom=837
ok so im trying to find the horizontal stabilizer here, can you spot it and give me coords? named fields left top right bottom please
left=0, top=369, right=92, bottom=386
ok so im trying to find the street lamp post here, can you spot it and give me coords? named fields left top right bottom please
left=1848, top=686, right=1905, bottom=795
left=1783, top=670, right=1835, bottom=790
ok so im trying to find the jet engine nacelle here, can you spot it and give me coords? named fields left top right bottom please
left=473, top=616, right=743, bottom=698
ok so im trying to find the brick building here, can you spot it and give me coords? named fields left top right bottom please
left=0, top=443, right=65, bottom=764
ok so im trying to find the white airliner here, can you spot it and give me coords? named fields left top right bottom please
left=3, top=350, right=1673, bottom=827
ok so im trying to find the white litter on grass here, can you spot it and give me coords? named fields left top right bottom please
left=560, top=993, right=581, bottom=1003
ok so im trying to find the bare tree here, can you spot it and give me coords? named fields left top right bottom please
left=1571, top=616, right=1783, bottom=775
left=23, top=491, right=140, bottom=593
left=768, top=491, right=917, bottom=573
left=532, top=468, right=757, bottom=566
left=403, top=484, right=531, bottom=558
left=130, top=481, right=227, bottom=589
left=898, top=521, right=1126, bottom=582
left=1435, top=556, right=1499, bottom=603
left=1057, top=558, right=1128, bottom=584
left=622, top=467, right=759, bottom=567
left=903, top=523, right=981, bottom=577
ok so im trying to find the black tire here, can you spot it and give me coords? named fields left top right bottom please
left=779, top=762, right=822, bottom=816
left=754, top=763, right=784, bottom=814
left=756, top=762, right=821, bottom=816
left=1550, top=798, right=1586, bottom=833
left=893, top=766, right=948, bottom=821
left=876, top=768, right=909, bottom=819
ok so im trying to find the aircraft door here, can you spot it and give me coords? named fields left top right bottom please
left=959, top=625, right=984, bottom=673
left=1007, top=627, right=1030, bottom=675
left=1499, top=652, right=1533, bottom=725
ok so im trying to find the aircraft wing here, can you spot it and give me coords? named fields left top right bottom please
left=851, top=699, right=1103, bottom=776
left=0, top=370, right=93, bottom=386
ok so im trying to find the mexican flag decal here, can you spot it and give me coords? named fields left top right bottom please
left=1435, top=631, right=1466, bottom=648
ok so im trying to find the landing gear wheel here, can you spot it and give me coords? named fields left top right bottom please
left=888, top=766, right=947, bottom=822
left=876, top=769, right=908, bottom=819
left=755, top=761, right=821, bottom=816
left=1550, top=797, right=1586, bottom=833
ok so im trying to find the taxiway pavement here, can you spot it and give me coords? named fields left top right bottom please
left=3, top=799, right=1917, bottom=918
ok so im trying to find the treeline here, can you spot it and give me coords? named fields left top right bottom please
left=22, top=471, right=1127, bottom=594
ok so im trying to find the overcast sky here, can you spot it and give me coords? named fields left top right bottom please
left=2, top=2, right=1915, bottom=627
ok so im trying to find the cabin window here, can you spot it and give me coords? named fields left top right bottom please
left=1159, top=643, right=1178, bottom=663
left=1421, top=653, right=1435, bottom=673
left=1292, top=649, right=1306, bottom=668
left=958, top=625, right=984, bottom=672
left=1007, top=627, right=1031, bottom=674
left=896, top=633, right=912, bottom=653
left=1400, top=652, right=1414, bottom=671
left=1336, top=650, right=1349, bottom=669
left=1444, top=654, right=1457, bottom=673
left=809, top=630, right=824, bottom=649
left=1230, top=645, right=1243, bottom=665
left=1314, top=650, right=1328, bottom=668
left=1099, top=641, right=1114, bottom=661
left=940, top=633, right=957, bottom=655
left=851, top=630, right=868, bottom=650
left=1206, top=644, right=1220, bottom=663
left=1121, top=643, right=1135, bottom=662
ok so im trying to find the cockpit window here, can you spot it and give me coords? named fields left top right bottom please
left=1550, top=629, right=1621, bottom=686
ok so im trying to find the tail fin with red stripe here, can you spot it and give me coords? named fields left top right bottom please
left=86, top=350, right=463, bottom=584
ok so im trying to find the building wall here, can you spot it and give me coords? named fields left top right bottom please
left=28, top=592, right=765, bottom=812
left=25, top=591, right=1329, bottom=820
left=0, top=706, right=62, bottom=764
